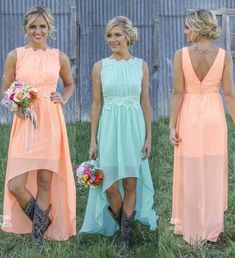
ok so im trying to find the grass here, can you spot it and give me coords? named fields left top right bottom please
left=0, top=123, right=158, bottom=258
left=157, top=115, right=235, bottom=258
left=2, top=118, right=234, bottom=257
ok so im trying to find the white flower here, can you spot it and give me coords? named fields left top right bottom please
left=11, top=102, right=18, bottom=112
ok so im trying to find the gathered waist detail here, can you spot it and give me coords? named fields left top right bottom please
left=103, top=96, right=140, bottom=111
left=185, top=86, right=220, bottom=94
left=184, top=91, right=220, bottom=95
left=37, top=86, right=56, bottom=99
left=39, top=94, right=52, bottom=100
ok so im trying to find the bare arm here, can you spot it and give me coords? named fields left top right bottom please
left=169, top=49, right=185, bottom=145
left=222, top=51, right=235, bottom=123
left=140, top=61, right=151, bottom=158
left=89, top=61, right=102, bottom=159
left=1, top=50, right=17, bottom=97
left=51, top=51, right=74, bottom=105
left=1, top=50, right=25, bottom=119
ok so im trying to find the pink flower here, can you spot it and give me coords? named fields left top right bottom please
left=9, top=93, right=15, bottom=101
left=84, top=168, right=92, bottom=175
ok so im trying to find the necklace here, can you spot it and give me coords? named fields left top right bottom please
left=194, top=45, right=212, bottom=55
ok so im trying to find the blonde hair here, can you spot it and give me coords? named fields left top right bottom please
left=105, top=16, right=138, bottom=45
left=186, top=9, right=221, bottom=41
left=24, top=6, right=55, bottom=39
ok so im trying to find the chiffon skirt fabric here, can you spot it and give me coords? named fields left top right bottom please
left=80, top=106, right=158, bottom=236
left=2, top=101, right=76, bottom=240
left=172, top=93, right=227, bottom=244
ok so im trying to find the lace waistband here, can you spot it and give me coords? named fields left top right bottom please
left=103, top=96, right=140, bottom=111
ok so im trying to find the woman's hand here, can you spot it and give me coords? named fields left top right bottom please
left=141, top=138, right=151, bottom=159
left=89, top=142, right=98, bottom=160
left=169, top=127, right=181, bottom=146
left=15, top=111, right=25, bottom=119
left=50, top=91, right=65, bottom=105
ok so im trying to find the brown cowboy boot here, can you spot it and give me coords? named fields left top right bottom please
left=119, top=209, right=136, bottom=248
left=32, top=203, right=51, bottom=246
left=23, top=197, right=35, bottom=221
left=107, top=205, right=122, bottom=227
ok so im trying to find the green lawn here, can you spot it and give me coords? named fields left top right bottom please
left=2, top=119, right=234, bottom=258
left=0, top=123, right=158, bottom=258
left=157, top=116, right=235, bottom=258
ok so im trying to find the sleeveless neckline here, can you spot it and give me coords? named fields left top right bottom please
left=106, top=57, right=136, bottom=63
left=22, top=46, right=54, bottom=53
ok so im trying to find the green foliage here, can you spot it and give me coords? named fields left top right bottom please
left=21, top=98, right=30, bottom=109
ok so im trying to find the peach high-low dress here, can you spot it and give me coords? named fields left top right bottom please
left=1, top=47, right=76, bottom=240
left=171, top=47, right=227, bottom=244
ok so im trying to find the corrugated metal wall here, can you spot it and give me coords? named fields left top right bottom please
left=77, top=0, right=235, bottom=120
left=0, top=0, right=78, bottom=123
left=157, top=0, right=235, bottom=118
left=1, top=0, right=235, bottom=122
left=77, top=0, right=159, bottom=120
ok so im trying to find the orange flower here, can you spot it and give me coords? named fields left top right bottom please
left=29, top=90, right=38, bottom=100
left=83, top=174, right=89, bottom=182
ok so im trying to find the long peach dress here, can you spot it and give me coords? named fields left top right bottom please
left=171, top=47, right=227, bottom=244
left=1, top=47, right=76, bottom=240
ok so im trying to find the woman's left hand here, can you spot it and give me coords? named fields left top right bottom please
left=141, top=139, right=151, bottom=159
left=50, top=91, right=65, bottom=105
left=169, top=127, right=181, bottom=146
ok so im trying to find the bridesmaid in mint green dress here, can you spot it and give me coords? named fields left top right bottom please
left=80, top=16, right=158, bottom=247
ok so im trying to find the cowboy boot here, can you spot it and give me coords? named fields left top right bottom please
left=107, top=205, right=122, bottom=227
left=23, top=197, right=35, bottom=221
left=32, top=203, right=52, bottom=246
left=119, top=209, right=136, bottom=248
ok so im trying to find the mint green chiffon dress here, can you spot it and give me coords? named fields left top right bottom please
left=80, top=57, right=158, bottom=236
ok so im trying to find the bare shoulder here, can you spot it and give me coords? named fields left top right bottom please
left=142, top=60, right=148, bottom=67
left=224, top=50, right=233, bottom=63
left=59, top=50, right=69, bottom=64
left=141, top=60, right=149, bottom=73
left=3, top=49, right=17, bottom=70
left=92, top=61, right=102, bottom=74
left=6, top=49, right=17, bottom=61
left=92, top=61, right=102, bottom=87
left=173, top=49, right=183, bottom=68
left=93, top=60, right=102, bottom=69
left=222, top=50, right=233, bottom=71
left=174, top=49, right=182, bottom=60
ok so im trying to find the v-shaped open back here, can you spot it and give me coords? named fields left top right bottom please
left=182, top=47, right=225, bottom=94
left=186, top=47, right=221, bottom=83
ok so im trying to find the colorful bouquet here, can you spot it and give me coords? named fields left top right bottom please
left=1, top=81, right=39, bottom=129
left=76, top=160, right=104, bottom=187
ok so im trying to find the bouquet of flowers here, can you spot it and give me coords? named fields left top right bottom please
left=1, top=80, right=39, bottom=129
left=76, top=160, right=104, bottom=187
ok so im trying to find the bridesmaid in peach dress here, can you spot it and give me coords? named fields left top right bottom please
left=1, top=7, right=76, bottom=245
left=170, top=9, right=235, bottom=244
